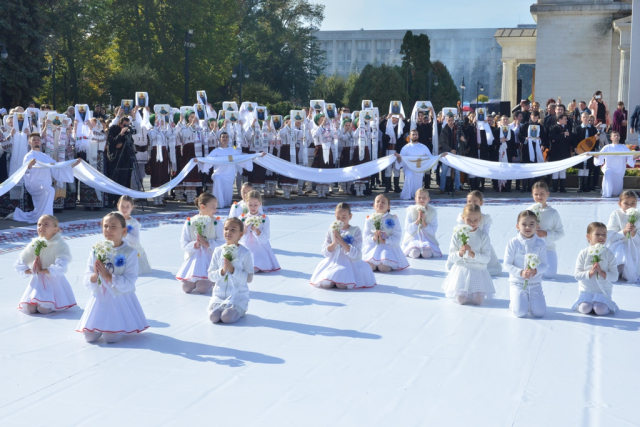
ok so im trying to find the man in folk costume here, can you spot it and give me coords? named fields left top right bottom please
left=548, top=114, right=574, bottom=193
left=246, top=118, right=269, bottom=196
left=293, top=111, right=311, bottom=196
left=518, top=111, right=546, bottom=192
left=311, top=113, right=338, bottom=199
left=277, top=113, right=301, bottom=200
left=44, top=115, right=75, bottom=210
left=573, top=111, right=600, bottom=193
left=593, top=131, right=637, bottom=198
left=351, top=116, right=371, bottom=197
left=8, top=133, right=80, bottom=223
left=165, top=111, right=182, bottom=200
left=395, top=128, right=432, bottom=200
left=337, top=117, right=355, bottom=195
left=495, top=115, right=517, bottom=192
left=468, top=116, right=494, bottom=191
left=76, top=117, right=107, bottom=210
left=380, top=106, right=410, bottom=193
left=132, top=105, right=150, bottom=187
left=146, top=114, right=171, bottom=206
left=177, top=110, right=204, bottom=203
left=200, top=131, right=249, bottom=208
left=438, top=113, right=462, bottom=194
left=238, top=102, right=257, bottom=194
left=264, top=115, right=281, bottom=198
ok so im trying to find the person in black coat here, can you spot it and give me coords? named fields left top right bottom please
left=379, top=115, right=410, bottom=193
left=573, top=111, right=600, bottom=192
left=106, top=116, right=134, bottom=207
left=518, top=111, right=547, bottom=192
left=630, top=104, right=640, bottom=135
left=548, top=114, right=574, bottom=192
left=415, top=110, right=434, bottom=188
left=467, top=117, right=493, bottom=191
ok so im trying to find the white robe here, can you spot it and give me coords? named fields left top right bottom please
left=395, top=142, right=432, bottom=200
left=13, top=151, right=74, bottom=224
left=593, top=144, right=635, bottom=198
left=205, top=146, right=244, bottom=208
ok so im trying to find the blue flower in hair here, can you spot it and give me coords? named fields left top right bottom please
left=342, top=234, right=354, bottom=245
left=384, top=218, right=395, bottom=229
left=127, top=225, right=133, bottom=233
left=114, top=254, right=126, bottom=267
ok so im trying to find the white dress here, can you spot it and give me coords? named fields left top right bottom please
left=229, top=200, right=263, bottom=219
left=395, top=142, right=432, bottom=200
left=203, top=146, right=249, bottom=208
left=593, top=143, right=635, bottom=198
left=13, top=151, right=75, bottom=223
left=207, top=244, right=253, bottom=317
left=572, top=246, right=619, bottom=313
left=124, top=217, right=151, bottom=275
left=14, top=232, right=77, bottom=312
left=455, top=213, right=502, bottom=275
left=442, top=228, right=495, bottom=298
left=175, top=217, right=225, bottom=282
left=239, top=214, right=281, bottom=272
left=310, top=225, right=377, bottom=289
left=362, top=212, right=410, bottom=270
left=76, top=241, right=149, bottom=334
left=606, top=209, right=640, bottom=283
left=402, top=205, right=441, bottom=256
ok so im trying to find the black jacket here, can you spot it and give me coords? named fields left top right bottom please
left=631, top=105, right=640, bottom=133
left=548, top=124, right=574, bottom=161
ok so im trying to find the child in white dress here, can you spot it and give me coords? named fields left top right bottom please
left=504, top=209, right=549, bottom=318
left=15, top=215, right=76, bottom=314
left=402, top=188, right=441, bottom=259
left=442, top=204, right=495, bottom=305
left=363, top=194, right=409, bottom=272
left=573, top=222, right=619, bottom=315
left=117, top=195, right=151, bottom=275
left=76, top=212, right=149, bottom=343
left=207, top=218, right=254, bottom=324
left=455, top=191, right=502, bottom=275
left=239, top=190, right=280, bottom=273
left=605, top=190, right=640, bottom=283
left=176, top=193, right=225, bottom=293
left=310, top=202, right=377, bottom=289
left=229, top=182, right=264, bottom=218
left=530, top=181, right=564, bottom=279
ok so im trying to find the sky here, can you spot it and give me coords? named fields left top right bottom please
left=315, top=0, right=536, bottom=31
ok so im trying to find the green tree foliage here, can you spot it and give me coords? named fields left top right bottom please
left=238, top=82, right=283, bottom=106
left=265, top=101, right=304, bottom=117
left=400, top=31, right=432, bottom=105
left=346, top=64, right=408, bottom=114
left=477, top=94, right=489, bottom=103
left=309, top=74, right=348, bottom=108
left=0, top=0, right=48, bottom=107
left=237, top=0, right=325, bottom=104
left=429, top=61, right=459, bottom=112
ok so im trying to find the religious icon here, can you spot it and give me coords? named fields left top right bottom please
left=160, top=107, right=168, bottom=115
left=137, top=92, right=146, bottom=107
left=326, top=104, right=336, bottom=119
left=420, top=103, right=428, bottom=109
left=228, top=111, right=239, bottom=122
left=257, top=108, right=266, bottom=121
left=197, top=91, right=206, bottom=105
left=354, top=111, right=360, bottom=118
left=272, top=116, right=282, bottom=130
left=196, top=104, right=206, bottom=120
left=362, top=110, right=373, bottom=121
left=391, top=101, right=401, bottom=115
left=219, top=110, right=226, bottom=119
left=247, top=105, right=254, bottom=112
left=121, top=100, right=133, bottom=115
left=17, top=113, right=24, bottom=121
left=529, top=125, right=539, bottom=139
left=294, top=112, right=303, bottom=121
left=502, top=125, right=509, bottom=135
left=223, top=101, right=237, bottom=112
left=477, top=108, right=485, bottom=122
left=53, top=116, right=62, bottom=126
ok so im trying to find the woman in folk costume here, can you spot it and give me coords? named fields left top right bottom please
left=146, top=114, right=171, bottom=206
left=177, top=110, right=204, bottom=204
left=337, top=118, right=355, bottom=195
left=351, top=116, right=371, bottom=197
left=381, top=102, right=409, bottom=193
left=264, top=115, right=281, bottom=198
left=495, top=115, right=517, bottom=192
left=201, top=118, right=218, bottom=192
left=131, top=106, right=150, bottom=187
left=293, top=112, right=312, bottom=196
left=76, top=117, right=107, bottom=210
left=311, top=113, right=338, bottom=199
left=43, top=115, right=74, bottom=211
left=246, top=119, right=269, bottom=195
left=517, top=110, right=546, bottom=192
left=163, top=111, right=181, bottom=196
left=277, top=113, right=302, bottom=200
left=593, top=131, right=637, bottom=198
left=1, top=112, right=32, bottom=215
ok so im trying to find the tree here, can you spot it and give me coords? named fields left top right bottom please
left=0, top=0, right=48, bottom=107
left=477, top=94, right=489, bottom=103
left=309, top=74, right=348, bottom=108
left=429, top=61, right=459, bottom=113
left=238, top=82, right=283, bottom=106
left=400, top=31, right=432, bottom=104
left=469, top=56, right=490, bottom=102
left=346, top=64, right=408, bottom=113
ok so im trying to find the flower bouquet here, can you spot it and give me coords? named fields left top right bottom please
left=190, top=214, right=211, bottom=236
left=588, top=243, right=605, bottom=279
left=32, top=237, right=48, bottom=257
left=93, top=240, right=116, bottom=285
left=222, top=244, right=238, bottom=282
left=626, top=208, right=639, bottom=239
left=527, top=203, right=543, bottom=222
left=370, top=213, right=384, bottom=244
left=523, top=253, right=541, bottom=290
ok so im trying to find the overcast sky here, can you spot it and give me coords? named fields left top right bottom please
left=315, top=0, right=536, bottom=31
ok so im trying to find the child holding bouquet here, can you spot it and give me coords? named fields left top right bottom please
left=207, top=218, right=254, bottom=324
left=401, top=189, right=441, bottom=259
left=528, top=181, right=564, bottom=279
left=15, top=215, right=77, bottom=314
left=504, top=210, right=549, bottom=318
left=442, top=204, right=495, bottom=305
left=455, top=191, right=502, bottom=275
left=573, top=222, right=619, bottom=315
left=605, top=190, right=640, bottom=283
left=310, top=202, right=377, bottom=289
left=117, top=195, right=151, bottom=275
left=176, top=193, right=225, bottom=293
left=76, top=212, right=149, bottom=343
left=362, top=194, right=409, bottom=272
left=239, top=191, right=280, bottom=273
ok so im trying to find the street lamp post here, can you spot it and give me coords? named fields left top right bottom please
left=476, top=80, right=484, bottom=109
left=428, top=69, right=439, bottom=100
left=184, top=30, right=195, bottom=106
left=460, top=76, right=466, bottom=105
left=232, top=61, right=250, bottom=105
left=0, top=42, right=7, bottom=108
left=51, top=54, right=56, bottom=111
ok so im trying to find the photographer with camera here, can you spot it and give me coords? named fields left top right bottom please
left=105, top=110, right=135, bottom=207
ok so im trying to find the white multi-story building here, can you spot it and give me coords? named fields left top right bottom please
left=314, top=28, right=505, bottom=99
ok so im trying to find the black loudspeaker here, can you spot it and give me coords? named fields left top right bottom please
left=500, top=101, right=511, bottom=117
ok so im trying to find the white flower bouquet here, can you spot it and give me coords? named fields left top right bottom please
left=626, top=208, right=639, bottom=239
left=370, top=213, right=384, bottom=244
left=527, top=203, right=543, bottom=222
left=222, top=244, right=239, bottom=282
left=32, top=237, right=48, bottom=257
left=523, top=253, right=541, bottom=290
left=588, top=243, right=605, bottom=279
left=453, top=224, right=472, bottom=246
left=93, top=240, right=116, bottom=285
left=191, top=214, right=210, bottom=236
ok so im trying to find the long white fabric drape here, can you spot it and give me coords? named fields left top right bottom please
left=0, top=151, right=634, bottom=199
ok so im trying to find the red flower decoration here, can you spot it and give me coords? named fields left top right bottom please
left=241, top=213, right=245, bottom=217
left=262, top=214, right=266, bottom=218
left=186, top=217, right=191, bottom=221
left=216, top=216, right=221, bottom=220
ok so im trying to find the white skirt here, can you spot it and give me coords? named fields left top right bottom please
left=243, top=238, right=280, bottom=272
left=442, top=264, right=495, bottom=298
left=310, top=254, right=376, bottom=289
left=18, top=274, right=77, bottom=312
left=401, top=229, right=442, bottom=257
left=571, top=291, right=619, bottom=313
left=362, top=243, right=410, bottom=270
left=76, top=289, right=149, bottom=334
left=128, top=241, right=152, bottom=275
left=176, top=247, right=213, bottom=283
